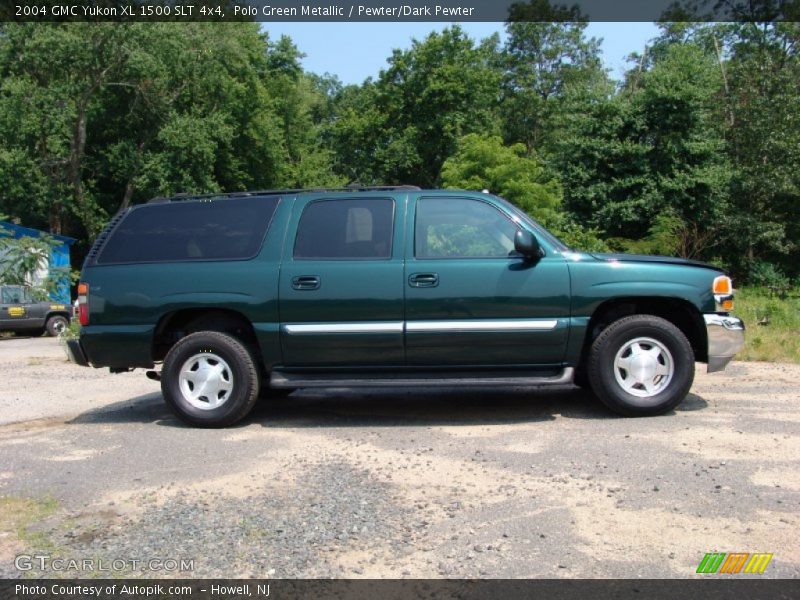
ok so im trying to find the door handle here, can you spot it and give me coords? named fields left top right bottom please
left=291, top=276, right=320, bottom=291
left=409, top=273, right=439, bottom=288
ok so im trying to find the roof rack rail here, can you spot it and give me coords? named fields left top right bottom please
left=147, top=185, right=422, bottom=204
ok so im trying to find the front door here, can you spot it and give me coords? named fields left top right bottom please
left=0, top=286, right=34, bottom=330
left=279, top=195, right=406, bottom=367
left=404, top=195, right=571, bottom=367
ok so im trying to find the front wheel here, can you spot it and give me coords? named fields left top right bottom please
left=587, top=315, right=694, bottom=417
left=161, top=331, right=260, bottom=427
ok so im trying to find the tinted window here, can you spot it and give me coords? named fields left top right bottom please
left=415, top=198, right=517, bottom=258
left=97, top=197, right=279, bottom=264
left=294, top=199, right=394, bottom=259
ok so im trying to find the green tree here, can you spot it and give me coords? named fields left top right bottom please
left=501, top=3, right=605, bottom=154
left=441, top=133, right=561, bottom=224
left=722, top=22, right=800, bottom=279
left=262, top=35, right=346, bottom=188
left=552, top=40, right=731, bottom=260
left=0, top=23, right=309, bottom=245
left=330, top=26, right=502, bottom=186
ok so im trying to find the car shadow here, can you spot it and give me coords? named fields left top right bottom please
left=68, top=392, right=173, bottom=425
left=68, top=387, right=709, bottom=429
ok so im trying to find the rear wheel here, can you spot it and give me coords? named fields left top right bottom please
left=45, top=315, right=69, bottom=337
left=587, top=315, right=694, bottom=416
left=161, top=331, right=260, bottom=427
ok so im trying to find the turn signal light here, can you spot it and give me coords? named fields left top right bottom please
left=713, top=276, right=734, bottom=311
left=713, top=276, right=732, bottom=295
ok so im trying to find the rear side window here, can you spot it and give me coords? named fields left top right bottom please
left=97, top=197, right=279, bottom=264
left=294, top=198, right=394, bottom=260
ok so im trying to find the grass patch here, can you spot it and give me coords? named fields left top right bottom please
left=734, top=286, right=800, bottom=363
left=0, top=495, right=59, bottom=551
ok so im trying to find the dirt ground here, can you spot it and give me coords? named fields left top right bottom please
left=0, top=336, right=798, bottom=578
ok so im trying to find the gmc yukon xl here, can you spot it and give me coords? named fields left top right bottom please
left=66, top=186, right=745, bottom=427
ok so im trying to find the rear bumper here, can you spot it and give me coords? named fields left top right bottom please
left=65, top=338, right=89, bottom=367
left=704, top=314, right=745, bottom=373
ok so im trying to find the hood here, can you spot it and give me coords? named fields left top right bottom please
left=590, top=253, right=724, bottom=272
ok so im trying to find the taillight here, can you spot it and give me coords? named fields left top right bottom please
left=77, top=282, right=89, bottom=326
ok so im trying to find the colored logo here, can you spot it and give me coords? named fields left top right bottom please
left=697, top=552, right=773, bottom=574
left=8, top=307, right=26, bottom=317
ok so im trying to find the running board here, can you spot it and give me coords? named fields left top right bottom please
left=270, top=367, right=574, bottom=389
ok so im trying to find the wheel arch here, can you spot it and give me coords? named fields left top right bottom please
left=45, top=311, right=71, bottom=322
left=577, top=297, right=707, bottom=373
left=152, top=308, right=262, bottom=366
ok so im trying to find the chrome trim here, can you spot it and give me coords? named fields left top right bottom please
left=271, top=367, right=574, bottom=388
left=284, top=319, right=560, bottom=335
left=704, top=314, right=745, bottom=373
left=406, top=319, right=558, bottom=333
left=284, top=322, right=404, bottom=335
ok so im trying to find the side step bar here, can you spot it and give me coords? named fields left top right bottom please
left=270, top=367, right=574, bottom=389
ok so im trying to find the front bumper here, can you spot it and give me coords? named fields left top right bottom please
left=704, top=314, right=745, bottom=373
left=65, top=338, right=89, bottom=367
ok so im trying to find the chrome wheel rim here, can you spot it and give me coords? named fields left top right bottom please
left=53, top=320, right=67, bottom=335
left=613, top=337, right=674, bottom=400
left=178, top=353, right=233, bottom=410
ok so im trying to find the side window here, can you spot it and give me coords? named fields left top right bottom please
left=2, top=286, right=22, bottom=304
left=294, top=198, right=394, bottom=260
left=97, top=196, right=279, bottom=264
left=415, top=198, right=518, bottom=259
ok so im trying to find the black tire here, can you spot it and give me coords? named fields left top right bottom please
left=161, top=331, right=260, bottom=427
left=45, top=315, right=69, bottom=337
left=587, top=315, right=694, bottom=417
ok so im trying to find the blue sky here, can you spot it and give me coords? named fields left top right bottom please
left=259, top=22, right=662, bottom=84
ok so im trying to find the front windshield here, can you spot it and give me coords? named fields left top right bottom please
left=490, top=194, right=571, bottom=252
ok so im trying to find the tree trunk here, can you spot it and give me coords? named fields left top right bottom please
left=118, top=140, right=147, bottom=213
left=713, top=36, right=735, bottom=128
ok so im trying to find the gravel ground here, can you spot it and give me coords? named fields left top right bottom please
left=0, top=336, right=798, bottom=578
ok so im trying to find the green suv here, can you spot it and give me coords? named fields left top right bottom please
left=66, top=187, right=745, bottom=427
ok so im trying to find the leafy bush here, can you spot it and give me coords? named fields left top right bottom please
left=549, top=217, right=610, bottom=253
left=748, top=261, right=793, bottom=298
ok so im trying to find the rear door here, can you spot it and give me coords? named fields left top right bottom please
left=278, top=194, right=406, bottom=367
left=404, top=195, right=571, bottom=367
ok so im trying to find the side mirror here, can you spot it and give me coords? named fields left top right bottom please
left=514, top=229, right=542, bottom=259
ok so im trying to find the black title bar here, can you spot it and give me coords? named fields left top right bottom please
left=2, top=0, right=799, bottom=22
left=3, top=579, right=800, bottom=600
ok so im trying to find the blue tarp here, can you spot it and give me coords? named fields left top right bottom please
left=0, top=221, right=76, bottom=304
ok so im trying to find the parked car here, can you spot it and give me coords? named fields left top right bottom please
left=0, top=284, right=71, bottom=337
left=66, top=186, right=744, bottom=427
